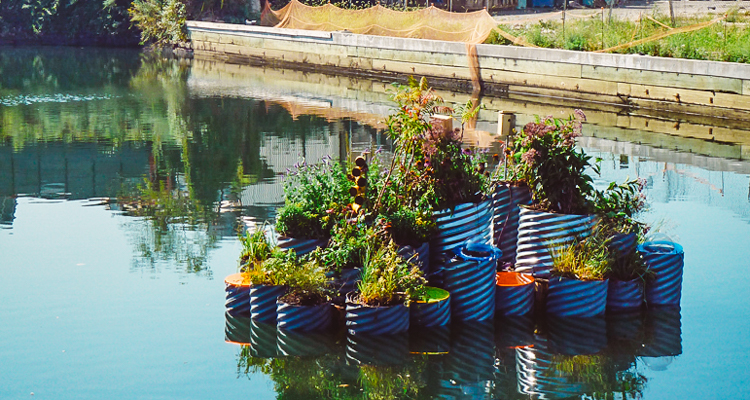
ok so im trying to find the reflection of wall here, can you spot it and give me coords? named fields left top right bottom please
left=0, top=196, right=16, bottom=227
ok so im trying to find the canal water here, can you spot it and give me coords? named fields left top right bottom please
left=1, top=47, right=749, bottom=399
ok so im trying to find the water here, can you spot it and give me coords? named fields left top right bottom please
left=1, top=47, right=749, bottom=399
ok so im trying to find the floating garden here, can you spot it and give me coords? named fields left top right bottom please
left=224, top=77, right=684, bottom=367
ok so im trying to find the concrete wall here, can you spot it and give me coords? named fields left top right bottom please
left=187, top=21, right=750, bottom=121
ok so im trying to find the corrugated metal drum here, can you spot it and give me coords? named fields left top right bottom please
left=638, top=241, right=684, bottom=307
left=607, top=278, right=644, bottom=312
left=225, top=273, right=252, bottom=316
left=345, top=293, right=409, bottom=335
left=492, top=184, right=532, bottom=264
left=495, top=271, right=535, bottom=316
left=276, top=301, right=333, bottom=331
left=277, top=236, right=328, bottom=256
left=250, top=284, right=287, bottom=322
left=431, top=199, right=492, bottom=262
left=546, top=276, right=608, bottom=317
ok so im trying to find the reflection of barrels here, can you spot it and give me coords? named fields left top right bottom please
left=496, top=272, right=535, bottom=316
left=546, top=277, right=607, bottom=317
left=640, top=307, right=682, bottom=357
left=250, top=320, right=278, bottom=358
left=345, top=295, right=409, bottom=335
left=277, top=301, right=333, bottom=331
left=409, top=326, right=450, bottom=354
left=547, top=316, right=607, bottom=355
left=515, top=208, right=597, bottom=278
left=638, top=241, right=684, bottom=307
left=225, top=273, right=252, bottom=316
left=431, top=200, right=492, bottom=262
left=609, top=233, right=637, bottom=258
left=607, top=311, right=644, bottom=359
left=495, top=315, right=535, bottom=348
left=277, top=329, right=333, bottom=357
left=516, top=340, right=584, bottom=399
left=250, top=285, right=286, bottom=322
left=225, top=312, right=253, bottom=345
left=492, top=184, right=532, bottom=264
left=398, top=242, right=430, bottom=274
left=447, top=321, right=495, bottom=383
left=444, top=258, right=496, bottom=322
left=277, top=236, right=327, bottom=256
left=346, top=333, right=409, bottom=365
left=410, top=293, right=451, bottom=328
left=607, top=279, right=644, bottom=312
left=494, top=347, right=520, bottom=400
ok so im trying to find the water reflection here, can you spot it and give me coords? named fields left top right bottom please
left=227, top=308, right=682, bottom=399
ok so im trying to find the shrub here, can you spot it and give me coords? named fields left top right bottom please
left=356, top=241, right=425, bottom=307
left=128, top=0, right=188, bottom=46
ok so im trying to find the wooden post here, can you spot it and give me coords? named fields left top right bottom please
left=668, top=0, right=675, bottom=27
left=498, top=111, right=515, bottom=137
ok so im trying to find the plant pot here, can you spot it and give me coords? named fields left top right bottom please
left=225, top=273, right=252, bottom=316
left=515, top=206, right=597, bottom=278
left=607, top=278, right=644, bottom=312
left=608, top=232, right=637, bottom=259
left=495, top=272, right=535, bottom=316
left=276, top=301, right=333, bottom=332
left=224, top=312, right=252, bottom=345
left=431, top=199, right=492, bottom=263
left=397, top=242, right=430, bottom=274
left=546, top=276, right=608, bottom=317
left=410, top=287, right=451, bottom=328
left=250, top=284, right=287, bottom=322
left=443, top=256, right=496, bottom=322
left=277, top=236, right=328, bottom=256
left=492, top=184, right=532, bottom=264
left=330, top=268, right=361, bottom=296
left=638, top=241, right=684, bottom=307
left=345, top=292, right=409, bottom=335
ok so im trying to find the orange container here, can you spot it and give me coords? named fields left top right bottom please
left=495, top=272, right=535, bottom=316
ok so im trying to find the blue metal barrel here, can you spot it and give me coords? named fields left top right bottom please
left=409, top=288, right=451, bottom=328
left=250, top=284, right=287, bottom=322
left=495, top=271, right=535, bottom=316
left=515, top=207, right=597, bottom=278
left=345, top=293, right=410, bottom=335
left=225, top=273, right=253, bottom=316
left=638, top=241, right=684, bottom=307
left=546, top=277, right=608, bottom=317
left=609, top=232, right=637, bottom=258
left=607, top=278, right=645, bottom=312
left=398, top=242, right=430, bottom=274
left=444, top=254, right=497, bottom=322
left=277, top=236, right=328, bottom=256
left=492, top=184, right=532, bottom=264
left=431, top=200, right=492, bottom=262
left=276, top=301, right=333, bottom=332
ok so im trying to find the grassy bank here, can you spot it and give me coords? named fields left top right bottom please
left=489, top=10, right=750, bottom=63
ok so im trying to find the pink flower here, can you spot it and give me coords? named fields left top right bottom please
left=574, top=109, right=587, bottom=122
left=521, top=149, right=539, bottom=165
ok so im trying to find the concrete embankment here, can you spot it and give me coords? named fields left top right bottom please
left=186, top=21, right=750, bottom=122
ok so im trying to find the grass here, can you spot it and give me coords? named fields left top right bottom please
left=488, top=10, right=750, bottom=63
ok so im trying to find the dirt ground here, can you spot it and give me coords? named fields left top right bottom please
left=492, top=0, right=750, bottom=23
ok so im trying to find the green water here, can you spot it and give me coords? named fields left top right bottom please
left=1, top=47, right=749, bottom=399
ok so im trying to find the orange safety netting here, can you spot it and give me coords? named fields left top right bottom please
left=261, top=0, right=499, bottom=44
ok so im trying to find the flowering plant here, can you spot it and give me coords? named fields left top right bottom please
left=510, top=111, right=597, bottom=215
left=592, top=178, right=649, bottom=236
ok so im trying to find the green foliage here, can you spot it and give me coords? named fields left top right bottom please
left=609, top=245, right=653, bottom=282
left=318, top=220, right=379, bottom=272
left=356, top=240, right=425, bottom=306
left=378, top=207, right=435, bottom=246
left=277, top=253, right=332, bottom=305
left=239, top=227, right=274, bottom=269
left=510, top=111, right=597, bottom=215
left=550, top=235, right=612, bottom=281
left=129, top=0, right=188, bottom=46
left=592, top=178, right=648, bottom=235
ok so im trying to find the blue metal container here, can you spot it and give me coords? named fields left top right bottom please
left=546, top=276, right=608, bottom=317
left=609, top=232, right=637, bottom=258
left=444, top=243, right=499, bottom=322
left=331, top=268, right=361, bottom=296
left=224, top=273, right=252, bottom=316
left=277, top=236, right=328, bottom=256
left=515, top=207, right=597, bottom=278
left=224, top=312, right=252, bottom=345
left=250, top=284, right=287, bottom=322
left=409, top=287, right=451, bottom=328
left=546, top=316, right=607, bottom=355
left=276, top=301, right=333, bottom=332
left=345, top=293, right=410, bottom=335
left=492, top=184, right=532, bottom=264
left=345, top=333, right=409, bottom=365
left=607, top=278, right=644, bottom=312
left=495, top=271, right=535, bottom=316
left=250, top=319, right=278, bottom=358
left=638, top=241, right=684, bottom=307
left=277, top=329, right=334, bottom=357
left=398, top=242, right=430, bottom=274
left=431, top=200, right=492, bottom=262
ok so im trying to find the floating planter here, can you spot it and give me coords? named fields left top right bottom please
left=276, top=301, right=333, bottom=332
left=250, top=284, right=287, bottom=322
left=277, top=236, right=328, bottom=256
left=546, top=276, right=608, bottom=317
left=638, top=241, right=684, bottom=307
left=607, top=279, right=644, bottom=312
left=225, top=312, right=253, bottom=345
left=225, top=273, right=252, bottom=316
left=492, top=184, right=532, bottom=264
left=546, top=316, right=607, bottom=355
left=443, top=242, right=500, bottom=322
left=345, top=292, right=409, bottom=335
left=431, top=200, right=492, bottom=262
left=398, top=242, right=430, bottom=274
left=277, top=329, right=333, bottom=357
left=250, top=320, right=278, bottom=358
left=410, top=286, right=451, bottom=328
left=495, top=271, right=535, bottom=316
left=608, top=233, right=637, bottom=259
left=515, top=207, right=597, bottom=278
left=346, top=333, right=409, bottom=365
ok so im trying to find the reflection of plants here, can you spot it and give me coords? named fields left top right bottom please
left=359, top=362, right=427, bottom=400
left=549, top=354, right=647, bottom=399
